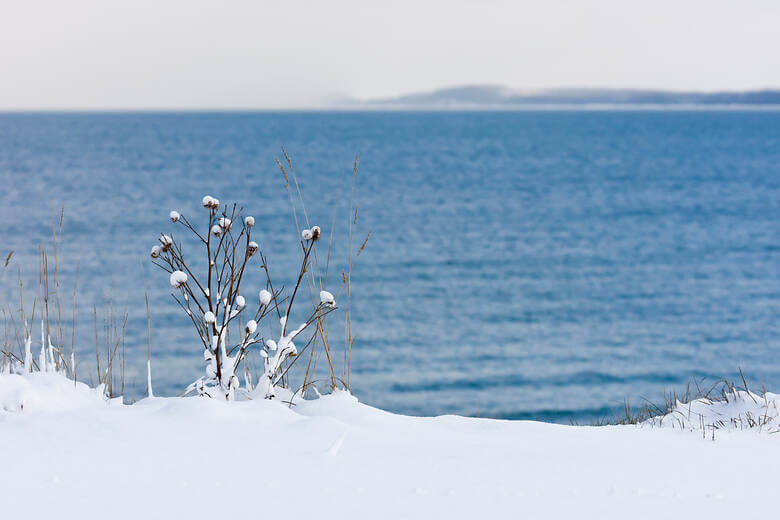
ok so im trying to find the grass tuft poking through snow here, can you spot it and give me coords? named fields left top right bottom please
left=646, top=388, right=779, bottom=434
left=599, top=375, right=780, bottom=435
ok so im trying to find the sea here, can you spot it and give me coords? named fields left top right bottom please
left=0, top=110, right=778, bottom=423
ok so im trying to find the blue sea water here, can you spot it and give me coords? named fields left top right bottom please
left=0, top=111, right=778, bottom=423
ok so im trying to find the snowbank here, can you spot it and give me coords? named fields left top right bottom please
left=647, top=389, right=779, bottom=433
left=0, top=372, right=113, bottom=413
left=1, top=373, right=778, bottom=519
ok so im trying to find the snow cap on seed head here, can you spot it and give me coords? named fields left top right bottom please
left=169, top=270, right=188, bottom=288
left=301, top=228, right=313, bottom=241
left=169, top=210, right=180, bottom=222
left=245, top=216, right=255, bottom=227
left=320, top=290, right=335, bottom=307
left=245, top=320, right=257, bottom=334
left=202, top=195, right=220, bottom=210
left=150, top=245, right=161, bottom=258
left=247, top=241, right=259, bottom=257
left=311, top=225, right=321, bottom=241
left=259, top=289, right=272, bottom=306
left=211, top=224, right=222, bottom=236
left=204, top=311, right=216, bottom=324
left=266, top=339, right=277, bottom=351
left=159, top=234, right=173, bottom=252
left=236, top=295, right=246, bottom=308
left=218, top=217, right=232, bottom=230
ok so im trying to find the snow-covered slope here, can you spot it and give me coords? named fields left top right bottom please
left=1, top=372, right=778, bottom=519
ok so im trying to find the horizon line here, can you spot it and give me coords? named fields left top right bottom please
left=3, top=104, right=780, bottom=113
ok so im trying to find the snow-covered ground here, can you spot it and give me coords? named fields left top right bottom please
left=1, top=372, right=778, bottom=519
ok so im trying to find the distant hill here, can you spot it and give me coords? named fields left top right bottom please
left=361, top=85, right=780, bottom=108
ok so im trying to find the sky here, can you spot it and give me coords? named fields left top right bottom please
left=1, top=0, right=779, bottom=109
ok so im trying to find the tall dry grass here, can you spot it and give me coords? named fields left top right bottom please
left=1, top=209, right=128, bottom=398
left=275, top=148, right=371, bottom=399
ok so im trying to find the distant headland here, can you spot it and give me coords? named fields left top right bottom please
left=351, top=85, right=780, bottom=108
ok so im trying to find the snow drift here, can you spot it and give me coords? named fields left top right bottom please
left=0, top=372, right=113, bottom=413
left=1, top=372, right=779, bottom=519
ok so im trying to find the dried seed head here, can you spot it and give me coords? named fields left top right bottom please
left=301, top=228, right=313, bottom=241
left=247, top=241, right=259, bottom=257
left=311, top=225, right=321, bottom=241
left=150, top=245, right=161, bottom=258
left=169, top=270, right=188, bottom=288
left=169, top=210, right=180, bottom=222
left=245, top=216, right=255, bottom=227
left=211, top=224, right=222, bottom=236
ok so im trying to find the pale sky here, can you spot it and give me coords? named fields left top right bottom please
left=1, top=0, right=779, bottom=109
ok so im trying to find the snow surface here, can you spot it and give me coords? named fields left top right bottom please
left=1, top=372, right=778, bottom=519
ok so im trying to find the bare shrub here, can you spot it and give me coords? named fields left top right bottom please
left=151, top=195, right=337, bottom=400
